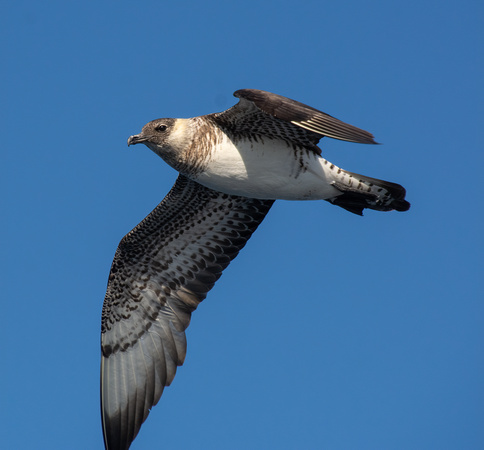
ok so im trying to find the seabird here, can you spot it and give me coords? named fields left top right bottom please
left=101, top=89, right=410, bottom=449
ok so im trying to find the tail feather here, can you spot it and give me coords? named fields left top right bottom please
left=328, top=170, right=410, bottom=216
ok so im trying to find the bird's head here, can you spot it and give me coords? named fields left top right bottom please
left=128, top=118, right=193, bottom=170
left=127, top=118, right=177, bottom=150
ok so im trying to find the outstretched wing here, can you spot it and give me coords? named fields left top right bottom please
left=101, top=175, right=274, bottom=449
left=210, top=89, right=377, bottom=155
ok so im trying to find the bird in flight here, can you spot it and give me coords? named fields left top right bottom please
left=101, top=89, right=410, bottom=449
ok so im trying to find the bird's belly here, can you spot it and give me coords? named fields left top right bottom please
left=192, top=138, right=341, bottom=200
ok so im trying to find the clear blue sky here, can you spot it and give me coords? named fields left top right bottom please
left=3, top=1, right=483, bottom=449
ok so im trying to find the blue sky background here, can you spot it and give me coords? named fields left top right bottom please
left=2, top=1, right=483, bottom=449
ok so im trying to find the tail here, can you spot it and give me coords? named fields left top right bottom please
left=327, top=170, right=410, bottom=216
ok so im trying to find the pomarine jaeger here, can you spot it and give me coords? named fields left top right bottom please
left=101, top=89, right=410, bottom=449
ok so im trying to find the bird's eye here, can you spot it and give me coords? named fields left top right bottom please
left=155, top=124, right=167, bottom=132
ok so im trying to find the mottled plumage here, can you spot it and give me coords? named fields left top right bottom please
left=101, top=176, right=273, bottom=449
left=101, top=89, right=410, bottom=449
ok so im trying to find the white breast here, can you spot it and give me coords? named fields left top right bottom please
left=192, top=135, right=341, bottom=201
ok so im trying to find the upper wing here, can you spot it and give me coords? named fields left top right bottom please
left=211, top=89, right=377, bottom=155
left=101, top=175, right=274, bottom=449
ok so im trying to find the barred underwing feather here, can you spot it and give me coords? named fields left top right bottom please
left=101, top=175, right=273, bottom=449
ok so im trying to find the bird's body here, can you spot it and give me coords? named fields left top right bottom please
left=101, top=89, right=410, bottom=449
left=162, top=117, right=341, bottom=200
left=197, top=136, right=341, bottom=200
